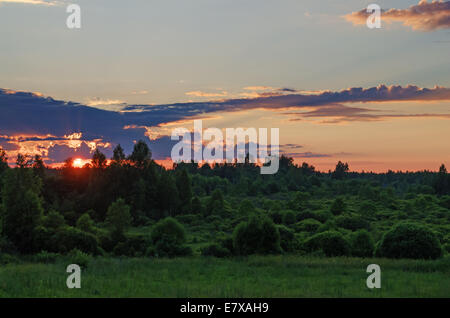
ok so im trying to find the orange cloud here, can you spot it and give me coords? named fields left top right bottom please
left=345, top=0, right=450, bottom=31
left=0, top=0, right=58, bottom=5
left=243, top=86, right=274, bottom=91
left=186, top=90, right=228, bottom=98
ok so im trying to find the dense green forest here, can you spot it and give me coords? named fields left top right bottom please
left=0, top=141, right=449, bottom=263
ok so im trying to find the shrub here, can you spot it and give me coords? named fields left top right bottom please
left=201, top=243, right=231, bottom=258
left=350, top=230, right=374, bottom=257
left=151, top=217, right=189, bottom=257
left=0, top=253, right=20, bottom=265
left=33, top=250, right=60, bottom=263
left=296, top=210, right=317, bottom=221
left=330, top=198, right=346, bottom=215
left=277, top=225, right=297, bottom=252
left=303, top=231, right=350, bottom=257
left=269, top=210, right=283, bottom=224
left=76, top=213, right=96, bottom=234
left=238, top=199, right=255, bottom=215
left=0, top=235, right=15, bottom=254
left=191, top=196, right=204, bottom=215
left=67, top=248, right=92, bottom=269
left=153, top=239, right=192, bottom=257
left=105, top=198, right=132, bottom=237
left=53, top=226, right=99, bottom=255
left=377, top=223, right=443, bottom=259
left=438, top=195, right=450, bottom=210
left=206, top=189, right=225, bottom=216
left=113, top=234, right=150, bottom=256
left=293, top=218, right=321, bottom=233
left=282, top=210, right=297, bottom=225
left=297, top=210, right=330, bottom=223
left=43, top=210, right=66, bottom=231
left=233, top=215, right=281, bottom=255
left=335, top=215, right=370, bottom=231
left=97, top=229, right=115, bottom=252
left=358, top=201, right=377, bottom=217
left=113, top=242, right=135, bottom=257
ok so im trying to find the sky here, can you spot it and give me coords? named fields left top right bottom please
left=0, top=0, right=450, bottom=171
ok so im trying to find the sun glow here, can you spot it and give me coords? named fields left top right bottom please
left=73, top=158, right=84, bottom=168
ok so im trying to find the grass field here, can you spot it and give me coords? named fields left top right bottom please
left=0, top=255, right=449, bottom=298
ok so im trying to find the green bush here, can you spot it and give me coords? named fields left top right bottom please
left=201, top=243, right=231, bottom=258
left=269, top=210, right=283, bottom=224
left=238, top=199, right=255, bottom=215
left=282, top=210, right=297, bottom=225
left=67, top=248, right=92, bottom=269
left=303, top=231, right=350, bottom=256
left=377, top=223, right=443, bottom=259
left=113, top=234, right=150, bottom=256
left=76, top=213, right=96, bottom=234
left=33, top=250, right=60, bottom=263
left=43, top=210, right=66, bottom=231
left=297, top=210, right=330, bottom=223
left=335, top=215, right=370, bottom=231
left=358, top=201, right=377, bottom=217
left=53, top=226, right=99, bottom=255
left=151, top=217, right=190, bottom=257
left=330, top=198, right=346, bottom=216
left=350, top=230, right=374, bottom=257
left=233, top=215, right=281, bottom=255
left=277, top=225, right=297, bottom=252
left=105, top=198, right=132, bottom=238
left=293, top=218, right=321, bottom=233
left=438, top=195, right=450, bottom=209
left=0, top=253, right=20, bottom=265
left=113, top=242, right=135, bottom=257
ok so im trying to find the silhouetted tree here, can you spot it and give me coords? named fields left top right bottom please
left=332, top=161, right=349, bottom=180
left=92, top=149, right=107, bottom=169
left=112, top=144, right=126, bottom=165
left=32, top=154, right=46, bottom=177
left=129, top=140, right=152, bottom=168
left=0, top=168, right=43, bottom=253
left=0, top=147, right=8, bottom=175
left=434, top=164, right=449, bottom=195
left=156, top=172, right=179, bottom=217
left=16, top=153, right=32, bottom=168
left=176, top=169, right=192, bottom=213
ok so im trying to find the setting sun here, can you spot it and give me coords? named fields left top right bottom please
left=73, top=158, right=84, bottom=168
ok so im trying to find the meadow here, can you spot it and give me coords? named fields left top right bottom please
left=0, top=255, right=449, bottom=298
left=1, top=146, right=449, bottom=298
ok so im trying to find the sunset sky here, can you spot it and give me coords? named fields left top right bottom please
left=1, top=0, right=449, bottom=171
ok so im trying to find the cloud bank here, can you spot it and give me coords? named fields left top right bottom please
left=1, top=84, right=450, bottom=164
left=0, top=0, right=59, bottom=5
left=345, top=0, right=450, bottom=31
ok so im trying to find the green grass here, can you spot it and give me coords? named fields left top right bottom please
left=0, top=255, right=449, bottom=297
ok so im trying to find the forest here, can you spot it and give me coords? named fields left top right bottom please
left=1, top=140, right=449, bottom=260
left=0, top=141, right=449, bottom=297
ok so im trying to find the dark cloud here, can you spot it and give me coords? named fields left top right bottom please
left=282, top=152, right=332, bottom=158
left=284, top=103, right=450, bottom=123
left=1, top=84, right=450, bottom=163
left=0, top=141, right=20, bottom=151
